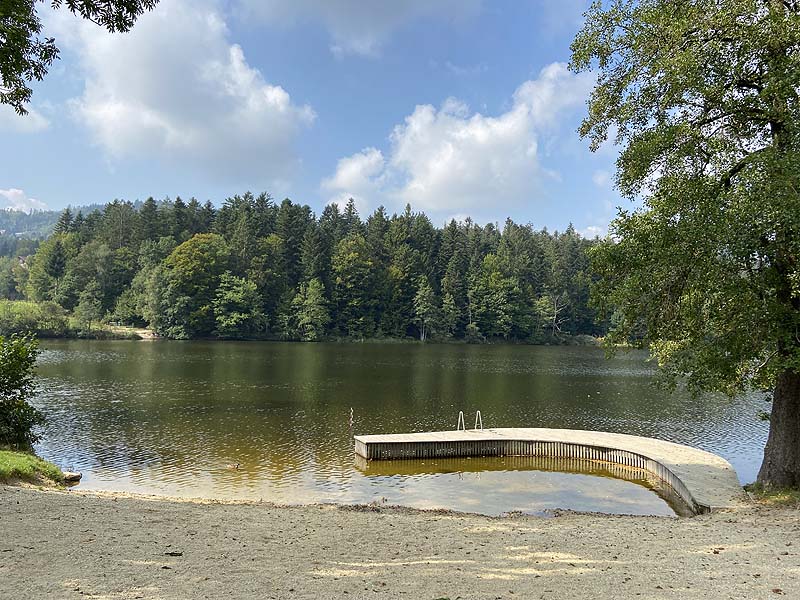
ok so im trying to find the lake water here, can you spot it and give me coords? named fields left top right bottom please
left=32, top=340, right=769, bottom=516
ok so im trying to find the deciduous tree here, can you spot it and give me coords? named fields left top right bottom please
left=571, top=0, right=800, bottom=486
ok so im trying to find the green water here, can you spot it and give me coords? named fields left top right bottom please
left=32, top=340, right=768, bottom=516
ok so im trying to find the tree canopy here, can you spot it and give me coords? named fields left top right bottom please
left=1, top=0, right=158, bottom=115
left=2, top=194, right=604, bottom=344
left=571, top=0, right=800, bottom=486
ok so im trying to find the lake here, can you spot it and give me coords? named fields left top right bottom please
left=32, top=340, right=769, bottom=516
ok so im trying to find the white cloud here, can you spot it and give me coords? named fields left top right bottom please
left=0, top=105, right=49, bottom=133
left=322, top=63, right=594, bottom=219
left=238, top=0, right=482, bottom=57
left=321, top=147, right=386, bottom=208
left=47, top=0, right=314, bottom=181
left=0, top=189, right=48, bottom=211
left=578, top=224, right=605, bottom=239
left=592, top=169, right=611, bottom=188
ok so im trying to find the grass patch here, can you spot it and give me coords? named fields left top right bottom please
left=744, top=482, right=800, bottom=507
left=0, top=450, right=64, bottom=486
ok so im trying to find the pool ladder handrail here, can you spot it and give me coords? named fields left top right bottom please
left=456, top=410, right=483, bottom=431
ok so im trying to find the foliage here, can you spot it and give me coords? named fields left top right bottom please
left=571, top=0, right=800, bottom=486
left=43, top=238, right=66, bottom=282
left=1, top=0, right=158, bottom=115
left=413, top=276, right=439, bottom=341
left=74, top=280, right=103, bottom=330
left=6, top=194, right=603, bottom=343
left=157, top=233, right=230, bottom=338
left=213, top=272, right=265, bottom=338
left=0, top=450, right=63, bottom=484
left=332, top=234, right=376, bottom=338
left=0, top=334, right=43, bottom=449
left=572, top=0, right=800, bottom=392
left=0, top=299, right=67, bottom=336
left=0, top=209, right=58, bottom=239
left=294, top=278, right=330, bottom=341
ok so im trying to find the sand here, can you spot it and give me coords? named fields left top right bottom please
left=2, top=485, right=799, bottom=599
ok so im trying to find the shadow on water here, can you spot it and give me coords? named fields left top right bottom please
left=355, top=455, right=695, bottom=517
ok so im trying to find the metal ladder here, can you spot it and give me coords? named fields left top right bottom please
left=456, top=410, right=483, bottom=431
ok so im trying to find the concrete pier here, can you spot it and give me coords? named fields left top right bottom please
left=354, top=427, right=747, bottom=514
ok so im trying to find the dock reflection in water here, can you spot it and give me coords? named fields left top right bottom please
left=354, top=455, right=691, bottom=516
left=32, top=340, right=767, bottom=516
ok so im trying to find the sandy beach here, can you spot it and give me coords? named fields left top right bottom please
left=2, top=485, right=799, bottom=599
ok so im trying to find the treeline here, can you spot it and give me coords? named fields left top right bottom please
left=3, top=193, right=604, bottom=342
left=0, top=208, right=59, bottom=238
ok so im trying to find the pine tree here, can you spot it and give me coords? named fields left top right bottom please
left=331, top=234, right=375, bottom=338
left=413, top=276, right=439, bottom=341
left=138, top=197, right=160, bottom=243
left=43, top=238, right=67, bottom=296
left=53, top=208, right=73, bottom=234
left=342, top=198, right=363, bottom=236
left=441, top=292, right=459, bottom=337
left=172, top=196, right=187, bottom=240
left=276, top=199, right=312, bottom=290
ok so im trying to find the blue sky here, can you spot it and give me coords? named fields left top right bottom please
left=0, top=0, right=619, bottom=235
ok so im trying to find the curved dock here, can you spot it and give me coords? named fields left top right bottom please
left=354, top=427, right=746, bottom=514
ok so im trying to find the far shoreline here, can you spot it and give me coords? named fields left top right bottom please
left=36, top=329, right=603, bottom=347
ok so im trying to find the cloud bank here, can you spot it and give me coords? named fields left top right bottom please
left=0, top=189, right=48, bottom=211
left=48, top=0, right=315, bottom=182
left=322, top=63, right=594, bottom=220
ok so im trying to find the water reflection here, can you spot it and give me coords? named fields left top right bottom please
left=32, top=340, right=768, bottom=516
left=355, top=455, right=693, bottom=516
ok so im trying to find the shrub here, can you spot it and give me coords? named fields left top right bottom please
left=0, top=300, right=68, bottom=336
left=0, top=334, right=44, bottom=449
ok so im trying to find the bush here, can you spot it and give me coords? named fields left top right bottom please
left=0, top=334, right=44, bottom=449
left=0, top=300, right=68, bottom=336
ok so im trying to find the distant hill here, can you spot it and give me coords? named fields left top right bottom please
left=0, top=204, right=110, bottom=238
left=0, top=209, right=60, bottom=238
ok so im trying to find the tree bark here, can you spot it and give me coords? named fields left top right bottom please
left=758, top=368, right=800, bottom=487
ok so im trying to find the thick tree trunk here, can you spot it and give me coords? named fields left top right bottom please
left=757, top=368, right=800, bottom=488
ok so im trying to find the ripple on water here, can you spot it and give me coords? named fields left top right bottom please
left=33, top=340, right=768, bottom=515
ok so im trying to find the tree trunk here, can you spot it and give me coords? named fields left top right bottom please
left=757, top=368, right=800, bottom=488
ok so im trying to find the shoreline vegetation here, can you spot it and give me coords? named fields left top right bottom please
left=0, top=450, right=64, bottom=486
left=1, top=298, right=602, bottom=345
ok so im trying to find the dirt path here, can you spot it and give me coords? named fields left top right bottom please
left=2, top=485, right=799, bottom=599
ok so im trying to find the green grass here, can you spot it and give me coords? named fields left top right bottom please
left=0, top=450, right=64, bottom=485
left=744, top=482, right=800, bottom=507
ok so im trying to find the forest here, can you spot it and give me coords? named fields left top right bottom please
left=0, top=194, right=604, bottom=342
